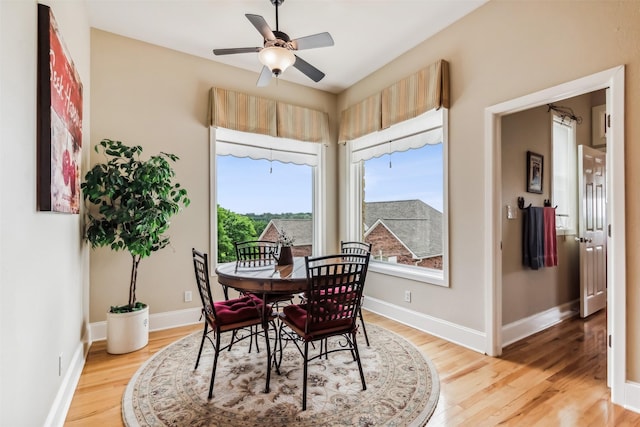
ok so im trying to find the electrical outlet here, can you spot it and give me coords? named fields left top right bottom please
left=184, top=291, right=192, bottom=302
left=404, top=290, right=411, bottom=303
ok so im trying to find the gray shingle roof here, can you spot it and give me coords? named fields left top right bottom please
left=267, top=219, right=313, bottom=245
left=364, top=200, right=442, bottom=258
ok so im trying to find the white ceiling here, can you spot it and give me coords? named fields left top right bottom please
left=86, top=0, right=487, bottom=94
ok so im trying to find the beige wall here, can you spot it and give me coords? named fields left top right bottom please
left=0, top=1, right=91, bottom=425
left=337, top=0, right=640, bottom=378
left=90, top=30, right=338, bottom=322
left=501, top=92, right=599, bottom=325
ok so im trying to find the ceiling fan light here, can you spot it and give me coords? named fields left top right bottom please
left=258, top=46, right=295, bottom=76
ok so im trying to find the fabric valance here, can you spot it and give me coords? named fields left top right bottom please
left=338, top=59, right=449, bottom=143
left=208, top=88, right=329, bottom=144
left=382, top=60, right=449, bottom=128
left=276, top=102, right=329, bottom=143
left=337, top=93, right=382, bottom=143
left=209, top=88, right=277, bottom=137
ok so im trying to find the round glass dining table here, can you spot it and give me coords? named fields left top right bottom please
left=215, top=257, right=308, bottom=296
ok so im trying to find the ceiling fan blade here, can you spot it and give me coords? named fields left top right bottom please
left=291, top=32, right=334, bottom=51
left=293, top=55, right=325, bottom=83
left=213, top=47, right=261, bottom=56
left=257, top=66, right=272, bottom=87
left=245, top=14, right=275, bottom=41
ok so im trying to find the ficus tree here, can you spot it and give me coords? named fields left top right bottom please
left=81, top=139, right=190, bottom=312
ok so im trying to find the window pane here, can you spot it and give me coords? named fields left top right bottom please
left=362, top=143, right=443, bottom=270
left=552, top=117, right=577, bottom=234
left=216, top=155, right=313, bottom=262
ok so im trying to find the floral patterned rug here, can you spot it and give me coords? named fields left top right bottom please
left=122, top=323, right=439, bottom=426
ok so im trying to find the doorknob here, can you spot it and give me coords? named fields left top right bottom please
left=575, top=237, right=593, bottom=243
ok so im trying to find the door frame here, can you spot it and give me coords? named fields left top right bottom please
left=483, top=65, right=626, bottom=403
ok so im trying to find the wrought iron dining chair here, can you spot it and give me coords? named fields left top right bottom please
left=340, top=241, right=372, bottom=346
left=192, top=248, right=275, bottom=398
left=277, top=253, right=370, bottom=410
left=234, top=240, right=294, bottom=309
left=218, top=240, right=277, bottom=300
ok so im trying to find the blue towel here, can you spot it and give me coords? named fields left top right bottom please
left=523, top=207, right=545, bottom=270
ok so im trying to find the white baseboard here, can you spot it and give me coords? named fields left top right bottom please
left=501, top=300, right=579, bottom=348
left=45, top=335, right=89, bottom=427
left=625, top=381, right=640, bottom=413
left=90, top=307, right=202, bottom=341
left=362, top=296, right=486, bottom=353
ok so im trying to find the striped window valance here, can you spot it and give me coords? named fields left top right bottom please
left=382, top=60, right=449, bottom=128
left=337, top=93, right=382, bottom=143
left=339, top=59, right=449, bottom=143
left=208, top=88, right=329, bottom=144
left=277, top=102, right=329, bottom=143
left=209, top=88, right=277, bottom=137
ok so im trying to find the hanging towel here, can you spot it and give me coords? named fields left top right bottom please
left=543, top=207, right=558, bottom=267
left=522, top=207, right=545, bottom=270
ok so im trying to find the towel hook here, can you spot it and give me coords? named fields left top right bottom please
left=517, top=197, right=531, bottom=210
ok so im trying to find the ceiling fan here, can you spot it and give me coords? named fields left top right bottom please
left=213, top=0, right=334, bottom=87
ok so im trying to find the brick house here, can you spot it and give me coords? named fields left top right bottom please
left=258, top=200, right=442, bottom=268
left=259, top=219, right=313, bottom=257
left=364, top=200, right=443, bottom=269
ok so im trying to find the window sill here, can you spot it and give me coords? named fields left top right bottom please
left=368, top=261, right=447, bottom=287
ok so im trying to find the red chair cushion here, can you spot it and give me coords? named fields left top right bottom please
left=214, top=295, right=263, bottom=325
left=282, top=302, right=352, bottom=333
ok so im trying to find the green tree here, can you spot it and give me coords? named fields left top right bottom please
left=217, top=205, right=257, bottom=262
left=252, top=219, right=268, bottom=236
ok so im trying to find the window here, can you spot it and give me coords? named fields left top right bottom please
left=346, top=108, right=448, bottom=286
left=211, top=128, right=325, bottom=264
left=551, top=114, right=577, bottom=235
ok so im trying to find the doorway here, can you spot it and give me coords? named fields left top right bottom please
left=483, top=66, right=626, bottom=404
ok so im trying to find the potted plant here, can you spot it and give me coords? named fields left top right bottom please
left=82, top=139, right=190, bottom=354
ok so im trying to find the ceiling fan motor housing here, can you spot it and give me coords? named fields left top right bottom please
left=266, top=30, right=291, bottom=47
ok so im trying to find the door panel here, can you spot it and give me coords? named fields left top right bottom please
left=578, top=145, right=606, bottom=318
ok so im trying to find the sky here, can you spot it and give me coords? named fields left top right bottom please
left=217, top=143, right=443, bottom=214
left=217, top=156, right=312, bottom=214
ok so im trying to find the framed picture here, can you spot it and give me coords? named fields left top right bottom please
left=37, top=4, right=83, bottom=213
left=526, top=151, right=543, bottom=194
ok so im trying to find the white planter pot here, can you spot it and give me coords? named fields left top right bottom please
left=106, top=305, right=149, bottom=354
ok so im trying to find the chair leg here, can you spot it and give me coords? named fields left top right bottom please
left=351, top=332, right=367, bottom=391
left=358, top=307, right=370, bottom=347
left=276, top=321, right=285, bottom=372
left=208, top=332, right=221, bottom=399
left=263, top=321, right=272, bottom=393
left=302, top=341, right=309, bottom=411
left=248, top=326, right=258, bottom=353
left=194, top=321, right=208, bottom=370
left=228, top=330, right=237, bottom=351
left=272, top=319, right=281, bottom=375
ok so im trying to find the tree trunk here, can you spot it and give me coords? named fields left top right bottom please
left=129, top=254, right=141, bottom=309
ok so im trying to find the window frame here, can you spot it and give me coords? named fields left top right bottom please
left=551, top=112, right=578, bottom=236
left=209, top=127, right=326, bottom=268
left=345, top=108, right=449, bottom=287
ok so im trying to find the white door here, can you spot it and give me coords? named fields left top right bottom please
left=578, top=144, right=607, bottom=318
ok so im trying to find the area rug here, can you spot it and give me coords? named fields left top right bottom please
left=122, top=323, right=439, bottom=426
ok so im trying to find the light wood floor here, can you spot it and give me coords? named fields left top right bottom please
left=64, top=309, right=640, bottom=426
